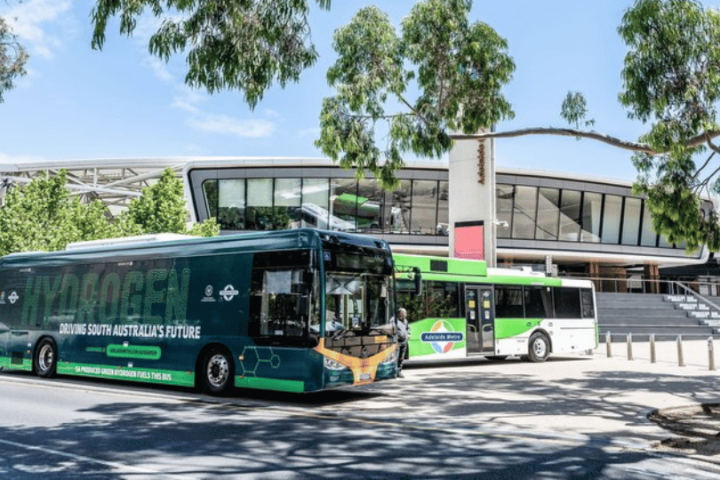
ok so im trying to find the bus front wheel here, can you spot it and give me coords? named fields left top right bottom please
left=527, top=333, right=550, bottom=363
left=201, top=348, right=234, bottom=395
left=34, top=338, right=57, bottom=378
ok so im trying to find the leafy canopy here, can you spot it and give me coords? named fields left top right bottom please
left=315, top=0, right=515, bottom=189
left=0, top=168, right=219, bottom=257
left=618, top=0, right=720, bottom=251
left=91, top=0, right=331, bottom=109
left=0, top=15, right=28, bottom=104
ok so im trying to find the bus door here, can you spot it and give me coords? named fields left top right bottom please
left=465, top=286, right=495, bottom=354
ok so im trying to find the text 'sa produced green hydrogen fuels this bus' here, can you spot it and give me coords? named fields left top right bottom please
left=0, top=229, right=398, bottom=394
left=394, top=254, right=598, bottom=363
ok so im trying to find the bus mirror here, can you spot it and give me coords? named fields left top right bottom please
left=413, top=267, right=422, bottom=296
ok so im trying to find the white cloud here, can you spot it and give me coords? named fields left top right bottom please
left=296, top=127, right=321, bottom=138
left=187, top=114, right=276, bottom=138
left=4, top=0, right=73, bottom=59
left=142, top=57, right=175, bottom=83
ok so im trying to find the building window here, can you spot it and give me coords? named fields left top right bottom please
left=300, top=178, right=330, bottom=229
left=331, top=178, right=359, bottom=231
left=411, top=180, right=439, bottom=235
left=559, top=190, right=582, bottom=241
left=621, top=197, right=642, bottom=246
left=496, top=184, right=514, bottom=239
left=218, top=179, right=246, bottom=230
left=246, top=178, right=275, bottom=230
left=357, top=179, right=384, bottom=233
left=581, top=192, right=602, bottom=243
left=437, top=181, right=449, bottom=236
left=601, top=195, right=622, bottom=244
left=274, top=178, right=302, bottom=229
left=640, top=202, right=658, bottom=247
left=536, top=188, right=560, bottom=240
left=390, top=180, right=412, bottom=233
left=203, top=179, right=219, bottom=218
left=511, top=186, right=537, bottom=239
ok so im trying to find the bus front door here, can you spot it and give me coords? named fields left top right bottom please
left=465, top=287, right=495, bottom=355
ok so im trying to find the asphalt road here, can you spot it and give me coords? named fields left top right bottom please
left=2, top=352, right=720, bottom=479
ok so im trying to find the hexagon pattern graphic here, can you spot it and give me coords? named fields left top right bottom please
left=239, top=346, right=281, bottom=377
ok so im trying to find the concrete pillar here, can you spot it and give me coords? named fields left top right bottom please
left=449, top=135, right=496, bottom=267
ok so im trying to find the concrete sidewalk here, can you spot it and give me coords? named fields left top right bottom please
left=329, top=340, right=720, bottom=457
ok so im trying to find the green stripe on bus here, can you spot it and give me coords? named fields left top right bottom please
left=0, top=356, right=33, bottom=371
left=494, top=318, right=541, bottom=339
left=56, top=362, right=195, bottom=387
left=236, top=376, right=305, bottom=393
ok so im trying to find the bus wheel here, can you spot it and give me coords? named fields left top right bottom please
left=528, top=333, right=550, bottom=363
left=201, top=348, right=234, bottom=395
left=34, top=338, right=57, bottom=378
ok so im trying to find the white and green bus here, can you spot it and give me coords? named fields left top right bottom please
left=394, top=254, right=598, bottom=363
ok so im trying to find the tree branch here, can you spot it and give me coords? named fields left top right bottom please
left=450, top=127, right=720, bottom=154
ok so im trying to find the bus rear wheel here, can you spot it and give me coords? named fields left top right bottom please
left=201, top=348, right=234, bottom=395
left=34, top=338, right=57, bottom=378
left=527, top=333, right=550, bottom=363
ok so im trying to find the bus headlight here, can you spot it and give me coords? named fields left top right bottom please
left=323, top=357, right=348, bottom=371
left=381, top=349, right=398, bottom=365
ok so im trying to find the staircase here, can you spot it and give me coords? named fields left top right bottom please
left=596, top=292, right=720, bottom=341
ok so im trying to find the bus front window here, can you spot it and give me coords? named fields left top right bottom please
left=325, top=273, right=392, bottom=336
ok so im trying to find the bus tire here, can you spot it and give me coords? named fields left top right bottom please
left=34, top=338, right=57, bottom=378
left=528, top=332, right=550, bottom=363
left=201, top=347, right=234, bottom=395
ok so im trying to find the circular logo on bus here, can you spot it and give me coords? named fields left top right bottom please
left=420, top=320, right=464, bottom=354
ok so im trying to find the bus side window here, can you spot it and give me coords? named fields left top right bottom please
left=524, top=286, right=553, bottom=318
left=553, top=287, right=582, bottom=318
left=580, top=289, right=595, bottom=318
left=495, top=286, right=524, bottom=318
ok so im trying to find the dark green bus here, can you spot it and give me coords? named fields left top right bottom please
left=0, top=229, right=398, bottom=394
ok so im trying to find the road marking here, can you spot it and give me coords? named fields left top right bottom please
left=0, top=438, right=198, bottom=480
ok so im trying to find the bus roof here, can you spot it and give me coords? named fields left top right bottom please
left=0, top=228, right=391, bottom=269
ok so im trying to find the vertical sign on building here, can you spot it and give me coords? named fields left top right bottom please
left=453, top=221, right=485, bottom=260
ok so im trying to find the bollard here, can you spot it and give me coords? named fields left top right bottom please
left=710, top=337, right=716, bottom=371
left=606, top=331, right=612, bottom=358
left=677, top=335, right=685, bottom=367
left=650, top=334, right=656, bottom=364
left=627, top=333, right=633, bottom=361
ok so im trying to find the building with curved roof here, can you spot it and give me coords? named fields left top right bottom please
left=0, top=156, right=713, bottom=284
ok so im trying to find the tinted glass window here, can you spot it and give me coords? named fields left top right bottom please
left=622, top=197, right=642, bottom=245
left=536, top=188, right=560, bottom=240
left=559, top=190, right=582, bottom=241
left=390, top=180, right=412, bottom=233
left=581, top=192, right=602, bottom=242
left=437, top=181, right=449, bottom=236
left=495, top=286, right=524, bottom=318
left=601, top=195, right=622, bottom=244
left=580, top=288, right=595, bottom=318
left=496, top=184, right=514, bottom=239
left=640, top=202, right=658, bottom=247
left=512, top=186, right=537, bottom=239
left=553, top=287, right=581, bottom=318
left=411, top=180, right=439, bottom=235
left=524, top=286, right=553, bottom=318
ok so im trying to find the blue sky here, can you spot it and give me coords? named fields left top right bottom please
left=1, top=0, right=713, bottom=181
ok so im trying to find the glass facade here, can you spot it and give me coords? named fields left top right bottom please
left=204, top=177, right=449, bottom=236
left=493, top=183, right=683, bottom=250
left=199, top=173, right=684, bottom=250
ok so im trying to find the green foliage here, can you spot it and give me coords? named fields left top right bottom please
left=90, top=0, right=331, bottom=109
left=124, top=168, right=220, bottom=236
left=316, top=0, right=515, bottom=189
left=560, top=91, right=595, bottom=131
left=619, top=0, right=720, bottom=251
left=0, top=16, right=29, bottom=104
left=0, top=168, right=219, bottom=257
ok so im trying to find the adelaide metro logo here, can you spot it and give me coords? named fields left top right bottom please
left=220, top=285, right=239, bottom=301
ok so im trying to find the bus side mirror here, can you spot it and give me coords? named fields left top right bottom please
left=413, top=267, right=422, bottom=296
